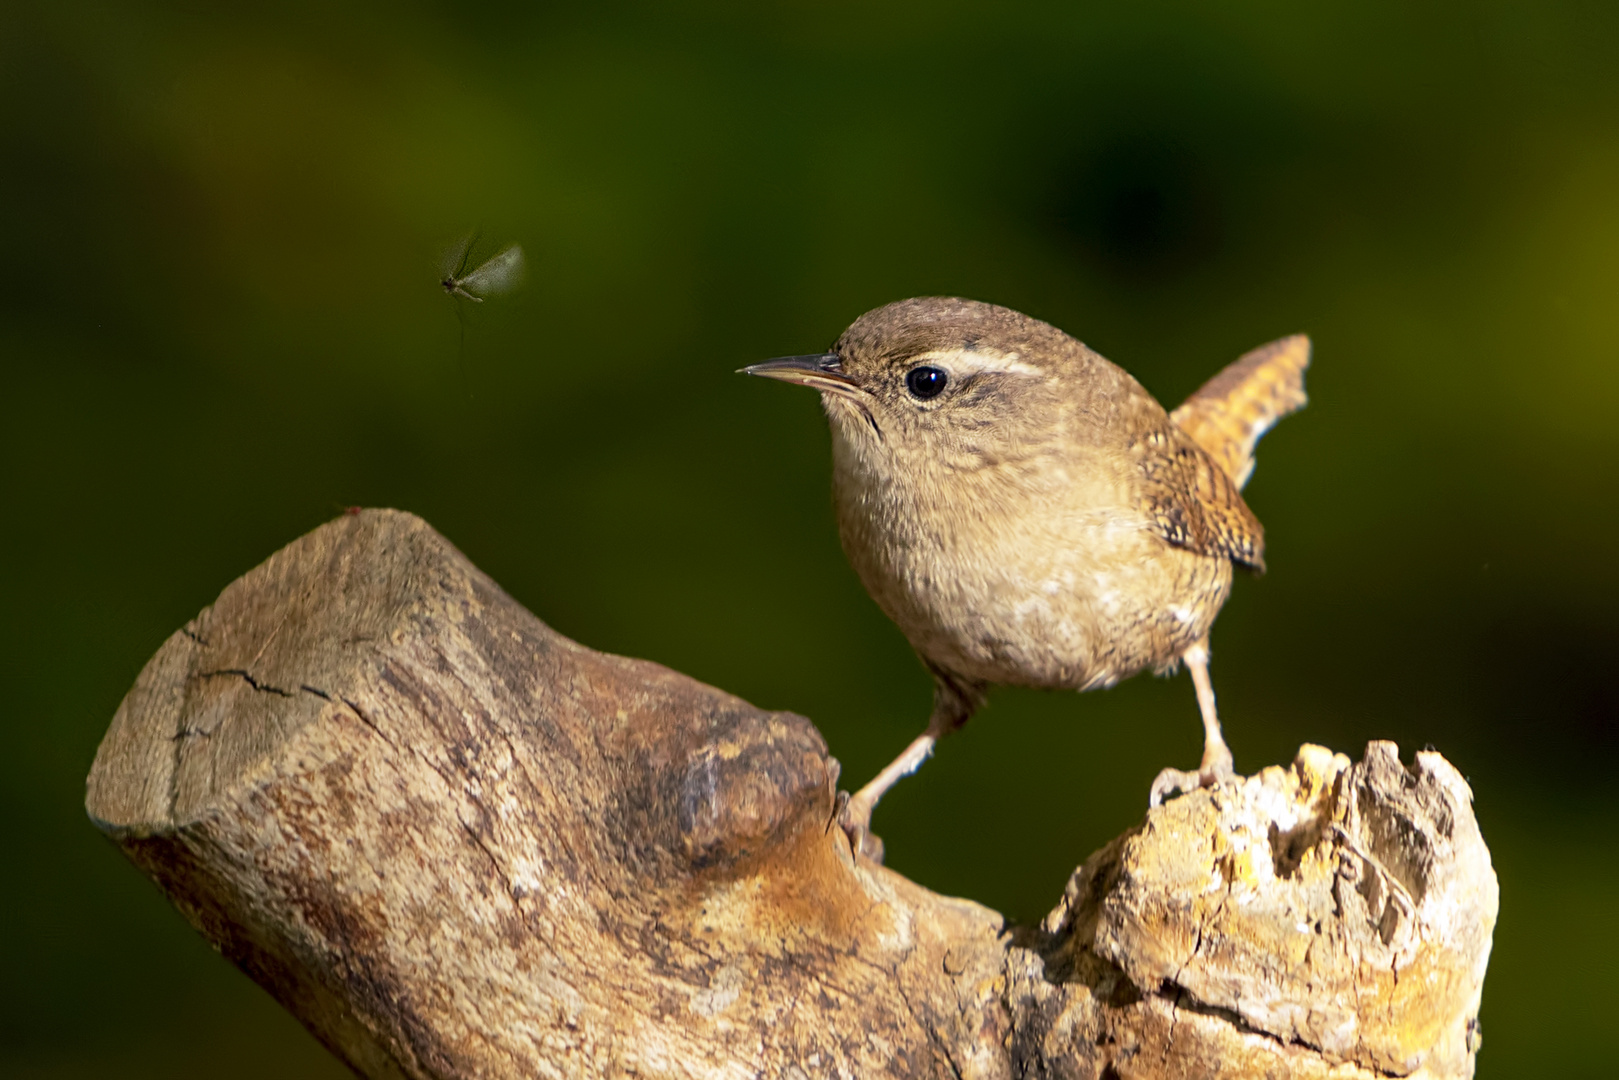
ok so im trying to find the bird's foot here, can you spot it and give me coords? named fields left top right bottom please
left=1148, top=742, right=1236, bottom=807
left=834, top=791, right=886, bottom=864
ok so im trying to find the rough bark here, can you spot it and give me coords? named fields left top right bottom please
left=86, top=509, right=1496, bottom=1079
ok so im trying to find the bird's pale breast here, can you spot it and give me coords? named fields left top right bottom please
left=831, top=429, right=1231, bottom=691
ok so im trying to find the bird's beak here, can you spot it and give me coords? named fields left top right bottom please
left=738, top=353, right=860, bottom=396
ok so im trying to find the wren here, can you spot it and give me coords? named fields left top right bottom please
left=743, top=298, right=1309, bottom=859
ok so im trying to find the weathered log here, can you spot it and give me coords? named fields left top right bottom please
left=86, top=509, right=1496, bottom=1079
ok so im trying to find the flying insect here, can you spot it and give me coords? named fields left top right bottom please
left=441, top=233, right=524, bottom=302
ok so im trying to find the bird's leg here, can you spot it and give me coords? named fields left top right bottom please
left=839, top=728, right=940, bottom=862
left=839, top=669, right=983, bottom=863
left=1186, top=645, right=1236, bottom=779
left=1149, top=638, right=1236, bottom=807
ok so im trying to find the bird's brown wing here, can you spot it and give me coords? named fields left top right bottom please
left=1169, top=334, right=1310, bottom=490
left=1136, top=426, right=1267, bottom=571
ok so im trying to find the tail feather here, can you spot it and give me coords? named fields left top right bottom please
left=1170, top=334, right=1310, bottom=489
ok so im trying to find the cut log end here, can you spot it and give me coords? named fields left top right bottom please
left=87, top=509, right=1496, bottom=1079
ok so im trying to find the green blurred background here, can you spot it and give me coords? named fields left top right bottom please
left=3, top=1, right=1616, bottom=1075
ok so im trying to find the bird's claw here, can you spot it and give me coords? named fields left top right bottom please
left=1148, top=744, right=1236, bottom=807
left=835, top=792, right=886, bottom=864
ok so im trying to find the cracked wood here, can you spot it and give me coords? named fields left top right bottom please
left=86, top=509, right=1497, bottom=1079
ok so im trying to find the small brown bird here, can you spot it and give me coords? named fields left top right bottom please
left=743, top=298, right=1309, bottom=858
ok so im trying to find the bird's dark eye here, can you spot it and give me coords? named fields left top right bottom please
left=905, top=365, right=948, bottom=400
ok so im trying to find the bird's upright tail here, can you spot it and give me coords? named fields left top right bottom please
left=1169, top=334, right=1311, bottom=490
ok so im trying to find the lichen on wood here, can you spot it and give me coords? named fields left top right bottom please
left=86, top=509, right=1497, bottom=1079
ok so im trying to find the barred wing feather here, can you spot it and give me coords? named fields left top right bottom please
left=1169, top=334, right=1310, bottom=489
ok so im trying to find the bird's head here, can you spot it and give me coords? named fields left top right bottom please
left=741, top=297, right=1084, bottom=472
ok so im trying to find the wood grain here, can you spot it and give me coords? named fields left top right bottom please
left=87, top=509, right=1495, bottom=1079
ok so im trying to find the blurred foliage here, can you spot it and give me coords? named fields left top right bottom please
left=2, top=1, right=1616, bottom=1076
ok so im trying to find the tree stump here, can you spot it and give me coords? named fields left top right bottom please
left=85, top=510, right=1497, bottom=1079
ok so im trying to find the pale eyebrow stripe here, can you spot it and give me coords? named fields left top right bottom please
left=924, top=347, right=1042, bottom=377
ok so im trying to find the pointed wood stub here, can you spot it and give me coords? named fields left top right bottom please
left=87, top=509, right=1496, bottom=1079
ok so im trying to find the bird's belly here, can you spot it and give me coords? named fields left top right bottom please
left=873, top=524, right=1232, bottom=691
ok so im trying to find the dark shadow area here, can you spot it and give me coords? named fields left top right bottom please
left=1043, top=132, right=1224, bottom=280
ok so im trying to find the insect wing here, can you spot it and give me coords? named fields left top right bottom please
left=458, top=245, right=524, bottom=297
left=441, top=230, right=480, bottom=282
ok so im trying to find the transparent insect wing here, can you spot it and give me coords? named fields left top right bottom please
left=442, top=231, right=479, bottom=282
left=458, top=245, right=524, bottom=297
